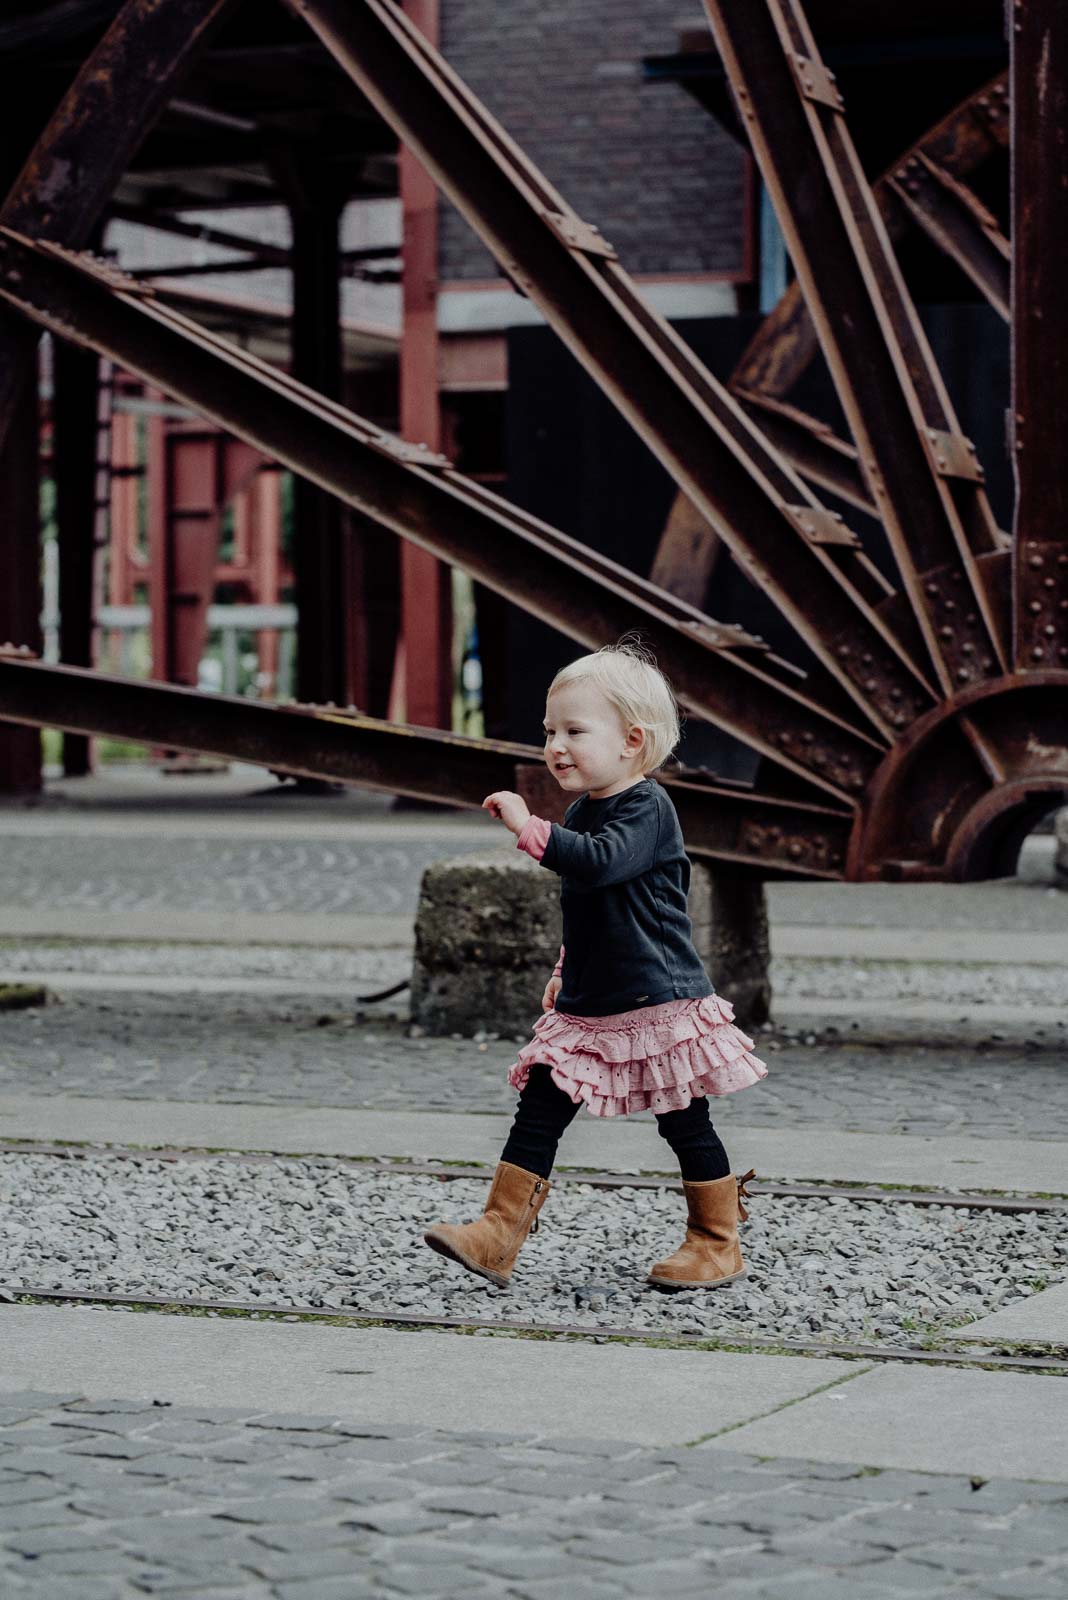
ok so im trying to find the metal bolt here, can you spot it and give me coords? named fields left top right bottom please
left=1030, top=555, right=1045, bottom=569
left=1032, top=647, right=1045, bottom=661
left=956, top=669, right=971, bottom=682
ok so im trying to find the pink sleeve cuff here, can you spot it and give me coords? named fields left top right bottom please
left=553, top=943, right=565, bottom=978
left=515, top=814, right=552, bottom=861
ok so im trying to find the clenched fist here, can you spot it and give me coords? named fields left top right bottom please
left=482, top=790, right=531, bottom=835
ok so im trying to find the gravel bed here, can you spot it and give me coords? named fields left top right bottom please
left=3, top=1152, right=1065, bottom=1351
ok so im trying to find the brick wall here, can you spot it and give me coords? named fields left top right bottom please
left=439, top=1, right=749, bottom=281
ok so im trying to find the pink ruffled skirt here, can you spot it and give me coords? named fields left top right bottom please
left=505, top=993, right=768, bottom=1118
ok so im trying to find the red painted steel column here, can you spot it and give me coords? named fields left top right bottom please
left=398, top=0, right=452, bottom=730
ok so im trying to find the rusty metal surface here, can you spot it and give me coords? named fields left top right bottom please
left=1010, top=0, right=1068, bottom=671
left=703, top=0, right=1006, bottom=708
left=0, top=655, right=851, bottom=877
left=0, top=228, right=887, bottom=804
left=0, top=0, right=1065, bottom=890
left=887, top=151, right=1010, bottom=319
left=732, top=72, right=1010, bottom=404
left=0, top=0, right=234, bottom=453
left=284, top=0, right=943, bottom=747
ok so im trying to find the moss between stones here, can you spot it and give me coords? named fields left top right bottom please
left=0, top=983, right=48, bottom=1010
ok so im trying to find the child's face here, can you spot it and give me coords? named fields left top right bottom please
left=543, top=683, right=646, bottom=799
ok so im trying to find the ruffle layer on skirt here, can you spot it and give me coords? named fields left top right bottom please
left=505, top=992, right=768, bottom=1118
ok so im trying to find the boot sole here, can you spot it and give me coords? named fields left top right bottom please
left=646, top=1266, right=747, bottom=1291
left=423, top=1229, right=510, bottom=1288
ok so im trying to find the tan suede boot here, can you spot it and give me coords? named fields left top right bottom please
left=647, top=1168, right=756, bottom=1290
left=423, top=1161, right=550, bottom=1287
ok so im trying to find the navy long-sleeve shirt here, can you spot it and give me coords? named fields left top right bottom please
left=529, top=777, right=715, bottom=1017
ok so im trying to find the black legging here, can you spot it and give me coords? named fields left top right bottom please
left=500, top=1062, right=731, bottom=1182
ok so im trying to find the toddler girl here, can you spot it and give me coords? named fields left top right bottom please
left=423, top=642, right=767, bottom=1290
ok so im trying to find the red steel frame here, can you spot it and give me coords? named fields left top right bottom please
left=0, top=0, right=1065, bottom=884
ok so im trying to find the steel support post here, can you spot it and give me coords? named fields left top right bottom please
left=0, top=365, right=42, bottom=794
left=702, top=0, right=1007, bottom=705
left=53, top=341, right=100, bottom=776
left=281, top=158, right=350, bottom=707
left=398, top=0, right=452, bottom=731
left=0, top=231, right=889, bottom=800
left=1010, top=0, right=1068, bottom=671
left=0, top=0, right=235, bottom=455
left=283, top=0, right=940, bottom=745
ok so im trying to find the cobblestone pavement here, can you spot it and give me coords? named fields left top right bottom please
left=1, top=824, right=1066, bottom=931
left=2, top=994, right=1067, bottom=1139
left=0, top=836, right=495, bottom=920
left=2, top=1388, right=1067, bottom=1599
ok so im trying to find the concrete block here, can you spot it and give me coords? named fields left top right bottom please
left=410, top=851, right=771, bottom=1036
left=410, top=849, right=561, bottom=1037
left=690, top=864, right=771, bottom=1029
left=1055, top=807, right=1068, bottom=884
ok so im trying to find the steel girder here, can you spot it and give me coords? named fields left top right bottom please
left=0, top=654, right=851, bottom=879
left=0, top=0, right=236, bottom=453
left=702, top=0, right=1006, bottom=703
left=0, top=0, right=1065, bottom=882
left=284, top=0, right=941, bottom=747
left=0, top=227, right=879, bottom=804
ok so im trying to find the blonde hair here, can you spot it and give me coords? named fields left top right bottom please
left=548, top=637, right=681, bottom=774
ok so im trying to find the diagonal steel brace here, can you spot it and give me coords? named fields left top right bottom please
left=282, top=0, right=938, bottom=744
left=0, top=227, right=887, bottom=802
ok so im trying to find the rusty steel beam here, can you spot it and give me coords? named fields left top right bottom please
left=0, top=0, right=235, bottom=454
left=703, top=0, right=1008, bottom=704
left=0, top=229, right=887, bottom=802
left=732, top=74, right=1010, bottom=403
left=886, top=153, right=1010, bottom=321
left=0, top=655, right=853, bottom=878
left=283, top=0, right=939, bottom=745
left=733, top=390, right=879, bottom=525
left=1011, top=0, right=1068, bottom=673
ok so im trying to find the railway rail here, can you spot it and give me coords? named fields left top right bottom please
left=3, top=1139, right=1065, bottom=1379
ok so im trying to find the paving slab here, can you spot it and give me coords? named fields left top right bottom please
left=1, top=1095, right=1064, bottom=1193
left=703, top=1363, right=1068, bottom=1481
left=771, top=927, right=1068, bottom=964
left=0, top=1306, right=864, bottom=1445
left=953, top=1280, right=1068, bottom=1345
left=0, top=908, right=415, bottom=947
left=3, top=969, right=1064, bottom=1031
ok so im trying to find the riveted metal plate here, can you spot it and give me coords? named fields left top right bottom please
left=543, top=210, right=617, bottom=259
left=783, top=505, right=861, bottom=547
left=789, top=54, right=844, bottom=111
left=922, top=427, right=985, bottom=482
